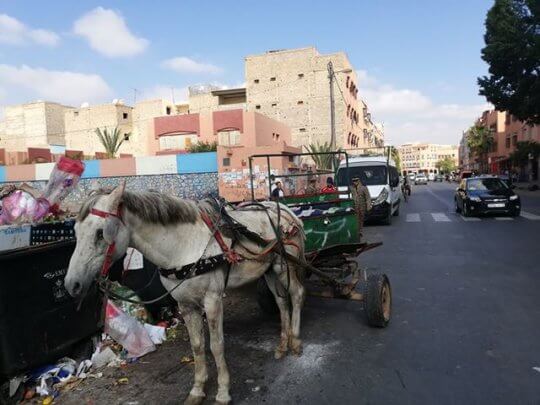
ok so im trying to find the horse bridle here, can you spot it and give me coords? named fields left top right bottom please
left=90, top=207, right=123, bottom=277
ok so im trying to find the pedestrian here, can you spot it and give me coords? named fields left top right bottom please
left=271, top=181, right=284, bottom=200
left=350, top=176, right=372, bottom=242
left=305, top=178, right=318, bottom=195
left=321, top=177, right=337, bottom=193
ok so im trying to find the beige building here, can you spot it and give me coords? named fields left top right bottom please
left=399, top=143, right=459, bottom=175
left=245, top=47, right=380, bottom=149
left=0, top=101, right=73, bottom=151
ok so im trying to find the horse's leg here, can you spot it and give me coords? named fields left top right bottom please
left=181, top=305, right=208, bottom=405
left=264, top=271, right=291, bottom=359
left=276, top=261, right=305, bottom=356
left=204, top=293, right=231, bottom=405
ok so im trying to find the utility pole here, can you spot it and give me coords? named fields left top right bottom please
left=132, top=88, right=139, bottom=105
left=328, top=61, right=336, bottom=151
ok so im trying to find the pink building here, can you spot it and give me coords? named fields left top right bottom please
left=154, top=109, right=301, bottom=201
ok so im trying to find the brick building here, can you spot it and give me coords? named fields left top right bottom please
left=399, top=143, right=459, bottom=175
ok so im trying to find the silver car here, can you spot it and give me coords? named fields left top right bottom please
left=414, top=174, right=428, bottom=185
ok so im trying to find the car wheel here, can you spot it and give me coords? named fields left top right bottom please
left=382, top=208, right=392, bottom=225
left=463, top=202, right=471, bottom=217
left=455, top=198, right=461, bottom=213
left=511, top=209, right=521, bottom=217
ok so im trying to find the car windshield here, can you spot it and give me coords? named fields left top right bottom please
left=337, top=165, right=388, bottom=186
left=466, top=178, right=508, bottom=191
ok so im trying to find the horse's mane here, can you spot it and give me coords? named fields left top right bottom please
left=78, top=188, right=199, bottom=225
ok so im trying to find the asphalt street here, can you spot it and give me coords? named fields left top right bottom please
left=61, top=182, right=540, bottom=405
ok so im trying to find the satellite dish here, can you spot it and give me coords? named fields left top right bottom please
left=112, top=99, right=119, bottom=104
left=81, top=102, right=89, bottom=108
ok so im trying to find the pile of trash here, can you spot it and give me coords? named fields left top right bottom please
left=0, top=157, right=84, bottom=226
left=7, top=300, right=179, bottom=404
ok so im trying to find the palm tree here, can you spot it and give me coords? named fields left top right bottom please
left=466, top=125, right=493, bottom=173
left=389, top=146, right=401, bottom=174
left=95, top=127, right=127, bottom=159
left=305, top=142, right=341, bottom=171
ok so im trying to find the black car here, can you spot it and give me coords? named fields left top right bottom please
left=455, top=177, right=521, bottom=217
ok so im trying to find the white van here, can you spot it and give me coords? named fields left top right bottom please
left=336, top=155, right=402, bottom=225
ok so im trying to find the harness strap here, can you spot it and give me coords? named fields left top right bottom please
left=102, top=242, right=117, bottom=277
left=199, top=211, right=241, bottom=264
left=159, top=254, right=227, bottom=280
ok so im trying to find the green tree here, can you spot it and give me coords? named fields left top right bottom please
left=305, top=142, right=341, bottom=171
left=435, top=157, right=456, bottom=174
left=95, top=127, right=126, bottom=159
left=478, top=0, right=540, bottom=124
left=389, top=146, right=401, bottom=174
left=509, top=140, right=540, bottom=168
left=187, top=141, right=217, bottom=153
left=466, top=125, right=494, bottom=173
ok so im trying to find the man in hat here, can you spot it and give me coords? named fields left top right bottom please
left=305, top=178, right=318, bottom=195
left=350, top=176, right=372, bottom=241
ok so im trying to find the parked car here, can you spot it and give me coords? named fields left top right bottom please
left=414, top=174, right=428, bottom=185
left=408, top=173, right=416, bottom=182
left=435, top=174, right=444, bottom=182
left=454, top=177, right=520, bottom=217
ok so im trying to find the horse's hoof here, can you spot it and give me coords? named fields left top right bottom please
left=215, top=392, right=232, bottom=405
left=274, top=347, right=287, bottom=359
left=290, top=338, right=303, bottom=356
left=184, top=394, right=205, bottom=405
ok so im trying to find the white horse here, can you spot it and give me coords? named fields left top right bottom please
left=64, top=185, right=306, bottom=404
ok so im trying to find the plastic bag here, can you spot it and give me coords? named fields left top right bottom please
left=0, top=157, right=84, bottom=225
left=104, top=301, right=156, bottom=358
left=41, top=157, right=84, bottom=213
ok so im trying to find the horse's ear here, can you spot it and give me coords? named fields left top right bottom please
left=108, top=181, right=125, bottom=211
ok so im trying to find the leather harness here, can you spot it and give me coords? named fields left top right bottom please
left=89, top=199, right=299, bottom=282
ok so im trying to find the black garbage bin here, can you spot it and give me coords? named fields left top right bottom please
left=0, top=240, right=105, bottom=378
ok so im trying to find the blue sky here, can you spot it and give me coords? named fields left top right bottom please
left=0, top=0, right=494, bottom=145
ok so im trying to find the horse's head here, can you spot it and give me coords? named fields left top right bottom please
left=64, top=184, right=130, bottom=299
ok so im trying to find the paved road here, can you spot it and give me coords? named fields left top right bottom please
left=62, top=182, right=540, bottom=405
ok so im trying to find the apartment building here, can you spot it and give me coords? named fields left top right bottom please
left=245, top=47, right=379, bottom=149
left=399, top=143, right=459, bottom=175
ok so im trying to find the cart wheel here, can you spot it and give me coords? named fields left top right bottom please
left=256, top=278, right=279, bottom=315
left=364, top=273, right=391, bottom=328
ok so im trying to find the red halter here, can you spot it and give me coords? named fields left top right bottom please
left=90, top=207, right=123, bottom=277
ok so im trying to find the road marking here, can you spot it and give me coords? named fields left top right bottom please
left=431, top=213, right=451, bottom=222
left=461, top=216, right=481, bottom=222
left=521, top=211, right=540, bottom=220
left=406, top=213, right=421, bottom=222
left=494, top=217, right=513, bottom=221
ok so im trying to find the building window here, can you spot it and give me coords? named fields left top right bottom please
left=505, top=137, right=511, bottom=148
left=271, top=103, right=277, bottom=107
left=347, top=105, right=350, bottom=117
left=255, top=105, right=261, bottom=109
left=218, top=130, right=241, bottom=146
left=74, top=111, right=79, bottom=117
left=124, top=133, right=130, bottom=141
left=512, top=134, right=518, bottom=146
left=299, top=128, right=306, bottom=132
left=223, top=158, right=230, bottom=167
left=254, top=79, right=260, bottom=84
left=166, top=106, right=171, bottom=115
left=270, top=77, right=276, bottom=81
left=123, top=112, right=128, bottom=119
left=297, top=100, right=304, bottom=105
left=298, top=73, right=304, bottom=78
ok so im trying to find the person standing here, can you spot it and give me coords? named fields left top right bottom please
left=271, top=181, right=284, bottom=200
left=305, top=178, right=318, bottom=195
left=350, top=176, right=372, bottom=241
left=321, top=177, right=337, bottom=193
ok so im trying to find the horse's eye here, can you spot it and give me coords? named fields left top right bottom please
left=95, top=229, right=104, bottom=243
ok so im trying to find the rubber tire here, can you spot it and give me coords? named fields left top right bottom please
left=382, top=208, right=392, bottom=225
left=462, top=202, right=471, bottom=217
left=256, top=278, right=279, bottom=315
left=455, top=199, right=461, bottom=213
left=393, top=203, right=400, bottom=217
left=364, top=273, right=391, bottom=328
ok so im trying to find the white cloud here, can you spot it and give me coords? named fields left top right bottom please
left=0, top=64, right=113, bottom=107
left=0, top=14, right=59, bottom=46
left=161, top=57, right=223, bottom=74
left=73, top=7, right=148, bottom=57
left=357, top=70, right=489, bottom=145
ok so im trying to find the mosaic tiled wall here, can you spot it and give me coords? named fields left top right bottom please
left=4, top=173, right=218, bottom=202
